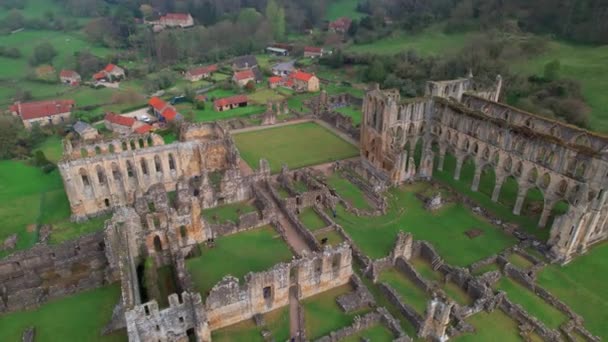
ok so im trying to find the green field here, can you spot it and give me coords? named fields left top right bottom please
left=212, top=306, right=290, bottom=342
left=314, top=229, right=344, bottom=247
left=176, top=103, right=266, bottom=123
left=378, top=268, right=429, bottom=314
left=346, top=25, right=476, bottom=56
left=303, top=284, right=368, bottom=340
left=335, top=105, right=362, bottom=125
left=234, top=122, right=359, bottom=173
left=325, top=0, right=366, bottom=21
left=537, top=243, right=608, bottom=339
left=342, top=324, right=394, bottom=342
left=456, top=310, right=522, bottom=342
left=201, top=200, right=258, bottom=224
left=0, top=284, right=126, bottom=342
left=298, top=207, right=327, bottom=231
left=185, top=226, right=292, bottom=298
left=512, top=41, right=608, bottom=133
left=495, top=277, right=567, bottom=330
left=327, top=172, right=371, bottom=210
left=331, top=183, right=517, bottom=265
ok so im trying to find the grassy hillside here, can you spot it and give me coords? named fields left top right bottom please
left=325, top=0, right=366, bottom=21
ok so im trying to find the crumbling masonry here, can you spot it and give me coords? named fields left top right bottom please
left=359, top=78, right=608, bottom=263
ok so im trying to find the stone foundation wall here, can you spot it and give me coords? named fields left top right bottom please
left=314, top=307, right=408, bottom=342
left=0, top=232, right=115, bottom=313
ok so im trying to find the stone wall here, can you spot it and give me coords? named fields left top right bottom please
left=314, top=307, right=409, bottom=342
left=0, top=232, right=115, bottom=313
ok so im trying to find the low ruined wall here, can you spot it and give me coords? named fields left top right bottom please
left=0, top=232, right=115, bottom=313
left=314, top=307, right=408, bottom=342
left=379, top=283, right=424, bottom=332
left=210, top=211, right=269, bottom=238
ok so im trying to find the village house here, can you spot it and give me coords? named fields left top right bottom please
left=73, top=121, right=98, bottom=140
left=93, top=64, right=126, bottom=83
left=232, top=55, right=263, bottom=81
left=159, top=13, right=194, bottom=28
left=35, top=65, right=56, bottom=81
left=267, top=70, right=319, bottom=93
left=185, top=64, right=217, bottom=82
left=213, top=95, right=248, bottom=112
left=60, top=70, right=81, bottom=85
left=10, top=99, right=75, bottom=129
left=304, top=46, right=325, bottom=58
left=233, top=69, right=256, bottom=87
left=104, top=113, right=153, bottom=135
left=148, top=97, right=180, bottom=122
left=271, top=60, right=295, bottom=77
left=266, top=46, right=289, bottom=56
left=329, top=17, right=352, bottom=33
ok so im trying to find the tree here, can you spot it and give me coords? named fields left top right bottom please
left=29, top=42, right=57, bottom=66
left=366, top=59, right=387, bottom=83
left=544, top=59, right=561, bottom=81
left=0, top=116, right=21, bottom=159
left=3, top=9, right=25, bottom=30
left=265, top=0, right=285, bottom=41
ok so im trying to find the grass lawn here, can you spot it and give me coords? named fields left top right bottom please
left=34, top=135, right=63, bottom=163
left=346, top=24, right=476, bottom=56
left=211, top=306, right=289, bottom=342
left=456, top=310, right=522, bottom=342
left=325, top=0, right=366, bottom=20
left=444, top=281, right=473, bottom=306
left=298, top=207, right=327, bottom=231
left=0, top=284, right=126, bottom=342
left=507, top=253, right=534, bottom=269
left=342, top=324, right=394, bottom=342
left=537, top=243, right=608, bottom=339
left=331, top=183, right=517, bottom=265
left=247, top=88, right=286, bottom=104
left=286, top=93, right=315, bottom=113
left=327, top=173, right=371, bottom=210
left=472, top=263, right=500, bottom=275
left=323, top=83, right=365, bottom=97
left=378, top=268, right=429, bottom=314
left=335, top=105, right=362, bottom=125
left=315, top=229, right=344, bottom=247
left=185, top=226, right=292, bottom=298
left=411, top=257, right=442, bottom=282
left=495, top=277, right=567, bottom=330
left=178, top=103, right=266, bottom=123
left=512, top=41, right=608, bottom=133
left=234, top=122, right=358, bottom=174
left=303, top=284, right=368, bottom=340
left=201, top=200, right=258, bottom=224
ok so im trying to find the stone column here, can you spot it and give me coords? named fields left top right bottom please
left=538, top=203, right=552, bottom=228
left=437, top=149, right=446, bottom=171
left=492, top=176, right=505, bottom=202
left=513, top=186, right=529, bottom=216
left=454, top=156, right=465, bottom=180
left=471, top=163, right=483, bottom=192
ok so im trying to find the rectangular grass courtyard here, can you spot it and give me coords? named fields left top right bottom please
left=185, top=225, right=292, bottom=299
left=234, top=122, right=359, bottom=173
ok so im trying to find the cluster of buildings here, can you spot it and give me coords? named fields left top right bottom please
left=148, top=97, right=180, bottom=122
left=268, top=70, right=320, bottom=93
left=9, top=99, right=75, bottom=129
left=93, top=64, right=126, bottom=83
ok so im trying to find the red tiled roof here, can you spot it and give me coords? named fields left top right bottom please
left=188, top=64, right=218, bottom=77
left=304, top=46, right=322, bottom=53
left=105, top=113, right=135, bottom=127
left=195, top=95, right=207, bottom=102
left=148, top=97, right=167, bottom=111
left=161, top=107, right=178, bottom=121
left=214, top=95, right=248, bottom=108
left=162, top=13, right=191, bottom=21
left=290, top=70, right=314, bottom=82
left=134, top=124, right=153, bottom=134
left=329, top=17, right=352, bottom=30
left=234, top=69, right=255, bottom=81
left=104, top=64, right=117, bottom=72
left=93, top=72, right=106, bottom=80
left=268, top=76, right=282, bottom=84
left=60, top=69, right=79, bottom=78
left=11, top=100, right=74, bottom=120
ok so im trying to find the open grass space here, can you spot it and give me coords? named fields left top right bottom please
left=303, top=284, right=368, bottom=340
left=176, top=103, right=266, bottom=123
left=185, top=226, right=292, bottom=299
left=335, top=105, right=362, bottom=125
left=327, top=172, right=371, bottom=210
left=325, top=0, right=366, bottom=21
left=34, top=135, right=63, bottom=163
left=0, top=284, right=126, bottom=342
left=444, top=281, right=473, bottom=306
left=512, top=41, right=608, bottom=133
left=456, top=310, right=522, bottom=342
left=346, top=25, right=476, bottom=56
left=298, top=207, right=327, bottom=231
left=201, top=200, right=258, bottom=224
left=411, top=258, right=442, bottom=282
left=507, top=253, right=534, bottom=269
left=211, top=306, right=290, bottom=342
left=234, top=122, right=358, bottom=174
left=378, top=268, right=429, bottom=314
left=315, top=229, right=344, bottom=247
left=495, top=277, right=567, bottom=330
left=331, top=183, right=516, bottom=266
left=411, top=258, right=472, bottom=305
left=537, top=243, right=608, bottom=339
left=342, top=324, right=394, bottom=342
left=434, top=151, right=565, bottom=241
left=247, top=88, right=286, bottom=104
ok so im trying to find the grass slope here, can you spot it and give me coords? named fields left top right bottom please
left=234, top=122, right=358, bottom=173
left=325, top=0, right=366, bottom=21
left=456, top=310, right=522, bottom=342
left=185, top=226, right=292, bottom=299
left=0, top=284, right=126, bottom=342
